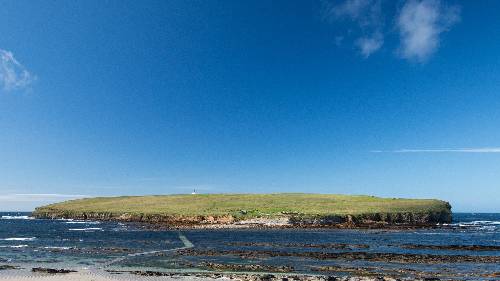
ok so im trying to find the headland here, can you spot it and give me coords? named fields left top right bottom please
left=33, top=193, right=451, bottom=228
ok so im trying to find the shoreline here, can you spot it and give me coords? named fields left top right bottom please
left=0, top=266, right=484, bottom=281
left=2, top=263, right=499, bottom=281
left=1, top=214, right=499, bottom=281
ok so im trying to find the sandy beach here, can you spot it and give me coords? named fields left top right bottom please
left=0, top=270, right=206, bottom=281
left=0, top=269, right=405, bottom=281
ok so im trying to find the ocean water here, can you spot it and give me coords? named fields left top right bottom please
left=0, top=212, right=499, bottom=280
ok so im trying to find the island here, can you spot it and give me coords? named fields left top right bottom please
left=33, top=193, right=452, bottom=228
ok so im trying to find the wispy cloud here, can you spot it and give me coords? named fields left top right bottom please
left=372, top=148, right=500, bottom=153
left=0, top=49, right=36, bottom=92
left=397, top=0, right=461, bottom=62
left=0, top=194, right=89, bottom=202
left=323, top=0, right=384, bottom=57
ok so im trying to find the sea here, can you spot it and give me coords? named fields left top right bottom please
left=0, top=212, right=499, bottom=280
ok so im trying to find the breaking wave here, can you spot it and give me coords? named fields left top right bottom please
left=0, top=237, right=36, bottom=241
left=68, top=228, right=103, bottom=231
left=0, top=245, right=28, bottom=248
left=1, top=215, right=34, bottom=220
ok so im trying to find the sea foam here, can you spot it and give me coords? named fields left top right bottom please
left=65, top=221, right=100, bottom=224
left=68, top=228, right=103, bottom=231
left=0, top=245, right=28, bottom=248
left=1, top=215, right=34, bottom=220
left=43, top=246, right=71, bottom=250
left=1, top=237, right=36, bottom=241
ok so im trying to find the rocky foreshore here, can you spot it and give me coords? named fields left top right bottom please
left=107, top=270, right=463, bottom=281
left=2, top=267, right=482, bottom=281
left=174, top=248, right=500, bottom=264
left=2, top=265, right=498, bottom=280
left=31, top=268, right=77, bottom=274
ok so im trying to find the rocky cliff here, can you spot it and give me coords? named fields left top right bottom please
left=33, top=208, right=451, bottom=228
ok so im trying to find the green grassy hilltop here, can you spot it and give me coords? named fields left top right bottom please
left=33, top=193, right=451, bottom=226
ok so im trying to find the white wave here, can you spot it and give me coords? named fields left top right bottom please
left=0, top=245, right=28, bottom=248
left=479, top=226, right=496, bottom=231
left=43, top=246, right=71, bottom=250
left=467, top=220, right=500, bottom=225
left=1, top=215, right=34, bottom=220
left=453, top=220, right=500, bottom=226
left=11, top=244, right=28, bottom=248
left=68, top=228, right=103, bottom=231
left=1, top=237, right=36, bottom=241
left=65, top=221, right=100, bottom=225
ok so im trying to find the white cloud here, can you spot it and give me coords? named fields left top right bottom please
left=324, top=0, right=384, bottom=57
left=329, top=0, right=382, bottom=27
left=0, top=194, right=89, bottom=202
left=356, top=32, right=384, bottom=57
left=372, top=148, right=500, bottom=153
left=397, top=0, right=460, bottom=62
left=0, top=49, right=36, bottom=92
left=323, top=0, right=460, bottom=61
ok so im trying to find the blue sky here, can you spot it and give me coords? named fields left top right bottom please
left=1, top=0, right=499, bottom=212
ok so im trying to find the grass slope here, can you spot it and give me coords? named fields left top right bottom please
left=34, top=193, right=450, bottom=219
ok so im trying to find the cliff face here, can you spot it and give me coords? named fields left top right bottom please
left=288, top=210, right=452, bottom=227
left=32, top=208, right=452, bottom=228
